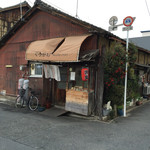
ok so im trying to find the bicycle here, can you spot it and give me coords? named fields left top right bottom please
left=15, top=87, right=39, bottom=111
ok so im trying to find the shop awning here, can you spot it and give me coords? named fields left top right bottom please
left=79, top=49, right=99, bottom=61
left=26, top=34, right=91, bottom=62
left=50, top=34, right=91, bottom=62
left=25, top=37, right=64, bottom=61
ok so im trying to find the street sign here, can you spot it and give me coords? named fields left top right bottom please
left=108, top=26, right=117, bottom=31
left=123, top=16, right=134, bottom=26
left=109, top=16, right=118, bottom=26
left=108, top=16, right=135, bottom=117
left=122, top=26, right=133, bottom=31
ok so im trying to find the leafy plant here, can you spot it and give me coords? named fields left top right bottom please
left=104, top=84, right=124, bottom=106
left=117, top=105, right=123, bottom=110
left=103, top=42, right=138, bottom=107
left=104, top=43, right=126, bottom=88
left=109, top=110, right=115, bottom=119
left=127, top=69, right=140, bottom=101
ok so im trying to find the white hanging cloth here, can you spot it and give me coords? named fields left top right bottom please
left=44, top=65, right=52, bottom=78
left=44, top=65, right=61, bottom=81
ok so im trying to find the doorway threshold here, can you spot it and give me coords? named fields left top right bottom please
left=54, top=105, right=65, bottom=110
left=39, top=105, right=67, bottom=117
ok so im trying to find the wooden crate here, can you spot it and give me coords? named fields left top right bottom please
left=65, top=89, right=89, bottom=115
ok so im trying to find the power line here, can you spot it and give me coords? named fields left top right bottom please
left=26, top=0, right=34, bottom=6
left=145, top=0, right=150, bottom=16
left=42, top=0, right=76, bottom=17
left=43, top=0, right=67, bottom=11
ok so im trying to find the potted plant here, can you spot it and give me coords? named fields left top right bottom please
left=104, top=84, right=124, bottom=117
left=117, top=105, right=124, bottom=116
left=136, top=97, right=143, bottom=106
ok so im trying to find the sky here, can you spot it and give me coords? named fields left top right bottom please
left=1, top=0, right=150, bottom=39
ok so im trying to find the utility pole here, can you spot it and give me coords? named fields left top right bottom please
left=76, top=0, right=79, bottom=18
left=122, top=16, right=134, bottom=117
left=20, top=0, right=23, bottom=20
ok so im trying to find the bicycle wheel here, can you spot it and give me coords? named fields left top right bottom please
left=28, top=96, right=39, bottom=111
left=15, top=96, right=24, bottom=108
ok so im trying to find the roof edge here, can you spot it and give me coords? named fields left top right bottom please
left=0, top=0, right=128, bottom=50
left=0, top=1, right=31, bottom=12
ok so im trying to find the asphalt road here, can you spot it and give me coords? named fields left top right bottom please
left=0, top=101, right=150, bottom=150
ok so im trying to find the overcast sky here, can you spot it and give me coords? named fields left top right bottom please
left=1, top=0, right=150, bottom=39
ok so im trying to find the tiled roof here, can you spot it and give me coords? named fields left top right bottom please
left=0, top=1, right=30, bottom=12
left=130, top=36, right=150, bottom=51
left=0, top=0, right=126, bottom=48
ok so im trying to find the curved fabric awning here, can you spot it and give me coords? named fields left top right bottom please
left=25, top=37, right=64, bottom=61
left=51, top=34, right=91, bottom=62
left=26, top=34, right=91, bottom=62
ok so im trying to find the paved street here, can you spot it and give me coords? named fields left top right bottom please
left=0, top=101, right=150, bottom=150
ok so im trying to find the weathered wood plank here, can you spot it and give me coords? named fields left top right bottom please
left=65, top=89, right=89, bottom=115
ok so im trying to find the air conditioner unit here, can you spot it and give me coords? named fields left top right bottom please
left=143, top=85, right=150, bottom=95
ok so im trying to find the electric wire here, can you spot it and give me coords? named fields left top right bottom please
left=26, top=0, right=34, bottom=6
left=43, top=0, right=68, bottom=12
left=145, top=0, right=150, bottom=16
left=42, top=0, right=76, bottom=17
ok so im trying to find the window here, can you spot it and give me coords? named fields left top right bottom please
left=68, top=66, right=88, bottom=91
left=30, top=63, right=43, bottom=77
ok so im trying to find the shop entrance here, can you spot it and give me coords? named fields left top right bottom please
left=54, top=67, right=67, bottom=106
left=45, top=66, right=67, bottom=107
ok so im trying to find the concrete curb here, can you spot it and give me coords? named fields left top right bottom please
left=126, top=99, right=150, bottom=113
left=109, top=99, right=150, bottom=123
left=0, top=94, right=150, bottom=123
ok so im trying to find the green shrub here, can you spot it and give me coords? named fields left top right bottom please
left=104, top=84, right=124, bottom=106
left=103, top=43, right=139, bottom=107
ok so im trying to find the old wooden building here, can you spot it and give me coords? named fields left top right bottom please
left=0, top=0, right=149, bottom=117
left=110, top=36, right=150, bottom=83
left=0, top=1, right=30, bottom=38
left=130, top=35, right=150, bottom=83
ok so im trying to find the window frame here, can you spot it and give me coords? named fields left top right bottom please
left=29, top=62, right=43, bottom=78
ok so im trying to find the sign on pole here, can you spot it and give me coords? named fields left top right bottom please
left=123, top=16, right=134, bottom=27
left=122, top=16, right=134, bottom=117
left=108, top=16, right=118, bottom=31
left=108, top=16, right=136, bottom=117
left=109, top=16, right=118, bottom=26
left=122, top=26, right=133, bottom=31
left=108, top=26, right=117, bottom=31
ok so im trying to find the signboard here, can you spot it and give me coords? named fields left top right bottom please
left=81, top=68, right=88, bottom=81
left=108, top=26, right=117, bottom=31
left=122, top=26, right=133, bottom=31
left=123, top=16, right=133, bottom=26
left=70, top=72, right=75, bottom=80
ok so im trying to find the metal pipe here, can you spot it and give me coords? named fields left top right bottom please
left=76, top=0, right=79, bottom=18
left=124, top=30, right=129, bottom=117
left=20, top=0, right=23, bottom=20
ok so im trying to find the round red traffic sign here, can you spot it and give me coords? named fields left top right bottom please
left=123, top=16, right=133, bottom=26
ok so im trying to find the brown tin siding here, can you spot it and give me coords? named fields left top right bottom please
left=0, top=10, right=92, bottom=96
left=0, top=43, right=28, bottom=95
